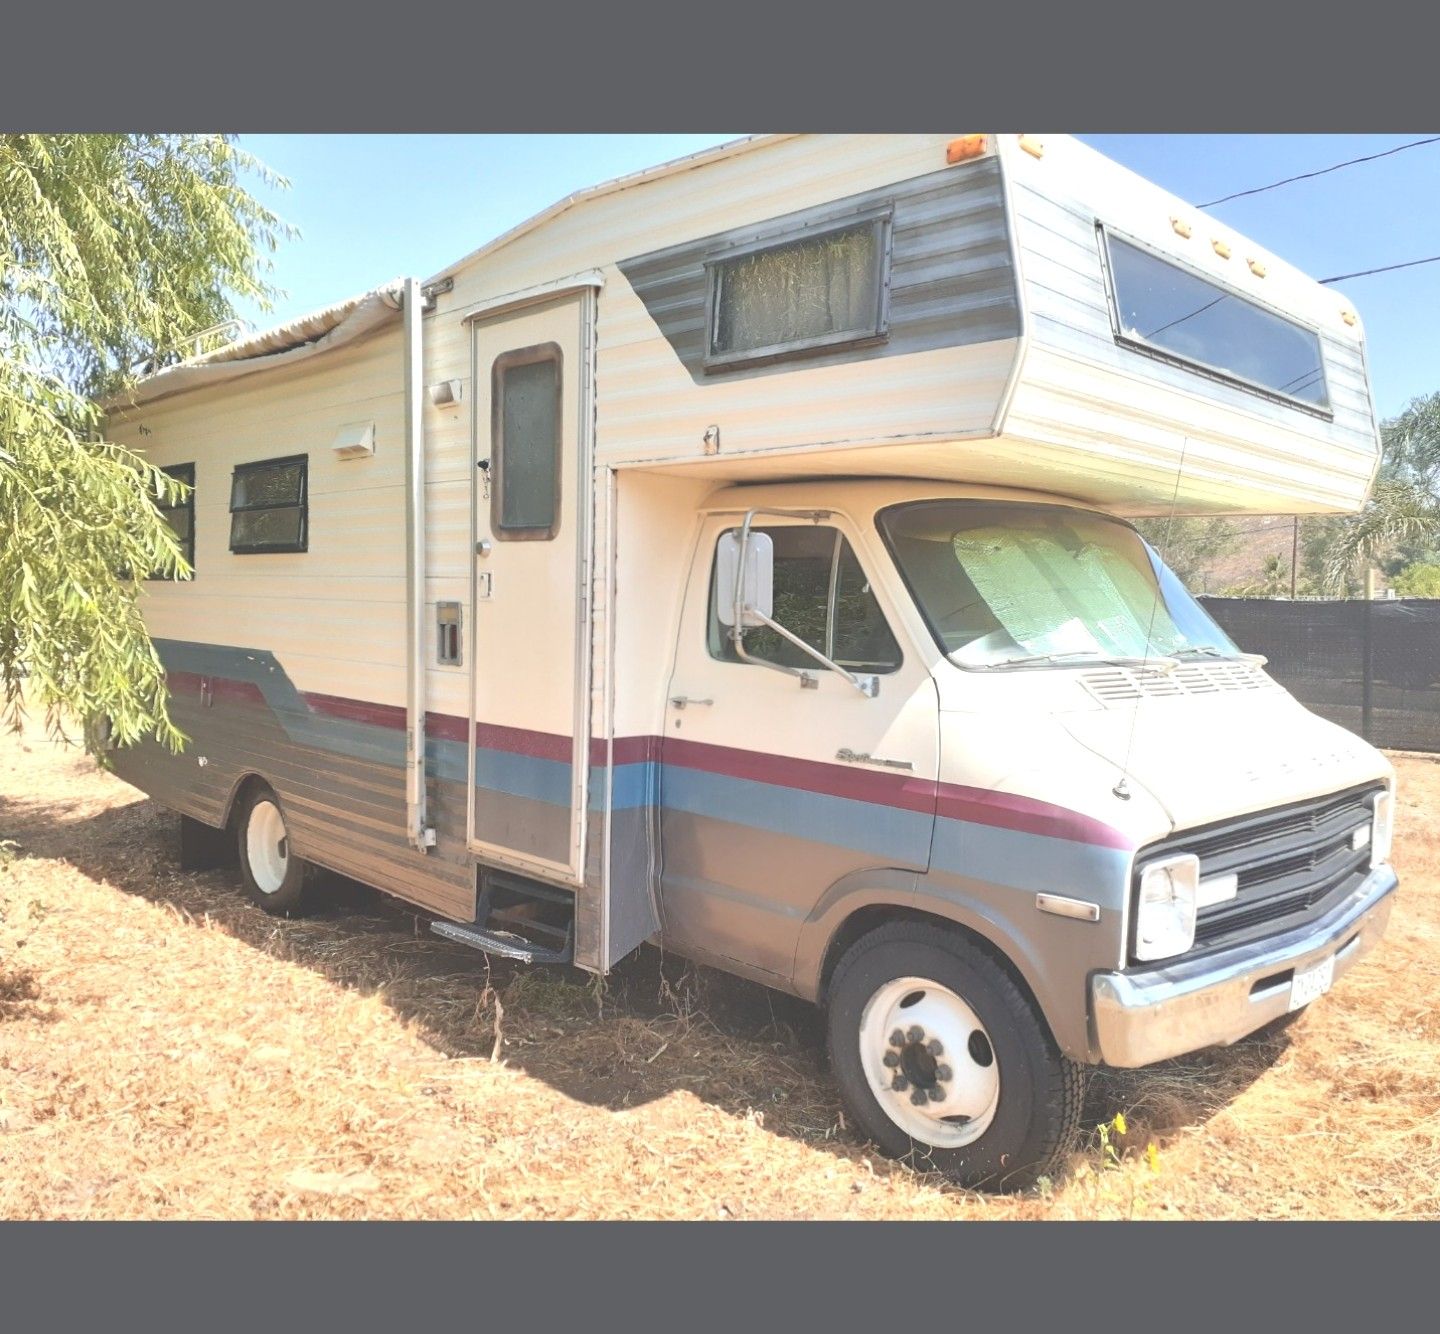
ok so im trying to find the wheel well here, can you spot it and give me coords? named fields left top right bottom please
left=222, top=773, right=274, bottom=832
left=817, top=904, right=1048, bottom=1028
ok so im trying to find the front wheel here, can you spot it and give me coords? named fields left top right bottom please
left=827, top=920, right=1084, bottom=1191
left=235, top=786, right=315, bottom=917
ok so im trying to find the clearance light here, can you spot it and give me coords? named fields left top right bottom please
left=1170, top=215, right=1193, bottom=239
left=1018, top=134, right=1045, bottom=159
left=1341, top=308, right=1358, bottom=327
left=946, top=134, right=987, bottom=164
left=1247, top=257, right=1268, bottom=278
left=1211, top=238, right=1232, bottom=259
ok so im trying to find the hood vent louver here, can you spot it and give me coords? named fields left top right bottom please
left=1081, top=661, right=1278, bottom=705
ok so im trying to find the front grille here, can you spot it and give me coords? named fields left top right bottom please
left=1132, top=781, right=1384, bottom=960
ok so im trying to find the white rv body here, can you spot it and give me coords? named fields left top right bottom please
left=107, top=134, right=1397, bottom=1187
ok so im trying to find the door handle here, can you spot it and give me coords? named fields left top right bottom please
left=836, top=747, right=913, bottom=771
left=669, top=696, right=714, bottom=710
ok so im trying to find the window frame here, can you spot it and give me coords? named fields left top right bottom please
left=146, top=461, right=195, bottom=580
left=706, top=522, right=903, bottom=676
left=1097, top=224, right=1333, bottom=419
left=490, top=342, right=564, bottom=542
left=701, top=206, right=895, bottom=374
left=228, top=453, right=309, bottom=555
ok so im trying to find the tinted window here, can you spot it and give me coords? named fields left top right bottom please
left=229, top=456, right=307, bottom=554
left=1106, top=234, right=1329, bottom=410
left=492, top=345, right=561, bottom=539
left=709, top=526, right=901, bottom=673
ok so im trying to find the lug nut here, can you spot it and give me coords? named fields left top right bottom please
left=926, top=1039, right=943, bottom=1057
left=910, top=1089, right=928, bottom=1106
left=927, top=1086, right=945, bottom=1103
left=889, top=1029, right=906, bottom=1048
left=891, top=1075, right=909, bottom=1093
left=882, top=1051, right=900, bottom=1068
left=906, top=1025, right=924, bottom=1043
left=936, top=1064, right=952, bottom=1082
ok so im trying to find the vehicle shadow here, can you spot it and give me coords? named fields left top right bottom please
left=2, top=789, right=1293, bottom=1186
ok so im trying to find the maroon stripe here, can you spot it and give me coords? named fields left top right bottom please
left=474, top=720, right=572, bottom=763
left=425, top=711, right=470, bottom=743
left=304, top=691, right=407, bottom=730
left=935, top=784, right=1134, bottom=851
left=662, top=736, right=938, bottom=815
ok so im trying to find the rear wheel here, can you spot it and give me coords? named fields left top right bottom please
left=827, top=920, right=1084, bottom=1192
left=235, top=786, right=314, bottom=916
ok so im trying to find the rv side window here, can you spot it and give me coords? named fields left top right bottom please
left=147, top=462, right=195, bottom=578
left=708, top=526, right=901, bottom=674
left=703, top=211, right=892, bottom=371
left=492, top=344, right=562, bottom=541
left=229, top=455, right=308, bottom=554
left=1101, top=229, right=1331, bottom=413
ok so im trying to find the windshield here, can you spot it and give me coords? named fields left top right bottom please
left=877, top=500, right=1241, bottom=669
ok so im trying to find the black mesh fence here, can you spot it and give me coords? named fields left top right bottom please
left=1199, top=597, right=1440, bottom=752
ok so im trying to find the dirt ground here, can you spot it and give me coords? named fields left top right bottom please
left=2, top=720, right=1437, bottom=1220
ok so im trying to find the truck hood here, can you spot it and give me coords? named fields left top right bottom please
left=1057, top=690, right=1390, bottom=832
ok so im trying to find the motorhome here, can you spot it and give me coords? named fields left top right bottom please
left=106, top=133, right=1397, bottom=1190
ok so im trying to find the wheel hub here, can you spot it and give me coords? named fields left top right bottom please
left=859, top=978, right=1001, bottom=1148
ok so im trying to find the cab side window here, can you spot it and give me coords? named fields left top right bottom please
left=707, top=525, right=901, bottom=673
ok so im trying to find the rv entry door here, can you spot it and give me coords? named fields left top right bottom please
left=468, top=292, right=592, bottom=884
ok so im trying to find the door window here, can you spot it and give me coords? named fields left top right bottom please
left=707, top=525, right=901, bottom=673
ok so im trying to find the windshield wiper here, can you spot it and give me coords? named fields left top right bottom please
left=1172, top=645, right=1269, bottom=667
left=974, top=651, right=1180, bottom=673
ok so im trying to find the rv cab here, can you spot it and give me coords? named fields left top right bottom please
left=106, top=133, right=1397, bottom=1190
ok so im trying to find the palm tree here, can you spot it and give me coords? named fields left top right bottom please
left=1325, top=392, right=1440, bottom=592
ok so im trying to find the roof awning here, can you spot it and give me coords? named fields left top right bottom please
left=111, top=280, right=407, bottom=410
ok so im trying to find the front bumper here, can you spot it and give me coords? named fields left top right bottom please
left=1090, top=863, right=1398, bottom=1068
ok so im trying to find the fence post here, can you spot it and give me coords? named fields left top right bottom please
left=1361, top=596, right=1374, bottom=743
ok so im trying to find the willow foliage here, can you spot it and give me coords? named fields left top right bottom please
left=1, top=134, right=289, bottom=751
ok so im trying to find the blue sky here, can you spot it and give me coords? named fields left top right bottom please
left=236, top=134, right=1440, bottom=420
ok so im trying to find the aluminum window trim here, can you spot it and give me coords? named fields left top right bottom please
left=701, top=207, right=894, bottom=374
left=227, top=453, right=308, bottom=555
left=1096, top=224, right=1334, bottom=419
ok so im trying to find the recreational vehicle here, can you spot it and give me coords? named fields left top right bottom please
left=106, top=134, right=1398, bottom=1190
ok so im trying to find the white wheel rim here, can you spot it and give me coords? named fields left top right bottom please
left=245, top=799, right=289, bottom=895
left=858, top=976, right=1001, bottom=1149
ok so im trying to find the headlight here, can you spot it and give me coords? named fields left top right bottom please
left=1134, top=853, right=1199, bottom=962
left=1371, top=788, right=1395, bottom=869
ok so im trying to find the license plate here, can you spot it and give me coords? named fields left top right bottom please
left=1288, top=955, right=1335, bottom=1012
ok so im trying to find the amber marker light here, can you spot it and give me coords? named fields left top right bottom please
left=945, top=135, right=987, bottom=164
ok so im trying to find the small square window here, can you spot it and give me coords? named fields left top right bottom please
left=147, top=462, right=195, bottom=579
left=230, top=455, right=308, bottom=554
left=703, top=211, right=892, bottom=372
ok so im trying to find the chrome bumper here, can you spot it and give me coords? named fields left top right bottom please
left=1090, top=864, right=1398, bottom=1068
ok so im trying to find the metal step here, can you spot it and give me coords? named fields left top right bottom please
left=430, top=918, right=574, bottom=965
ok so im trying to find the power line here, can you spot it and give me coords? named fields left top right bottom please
left=1320, top=253, right=1440, bottom=285
left=1198, top=135, right=1440, bottom=208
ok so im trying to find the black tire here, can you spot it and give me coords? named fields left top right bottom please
left=827, top=920, right=1084, bottom=1192
left=234, top=785, right=315, bottom=917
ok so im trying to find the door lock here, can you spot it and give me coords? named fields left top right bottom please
left=475, top=539, right=492, bottom=557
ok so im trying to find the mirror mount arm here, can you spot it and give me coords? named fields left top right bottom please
left=728, top=505, right=875, bottom=697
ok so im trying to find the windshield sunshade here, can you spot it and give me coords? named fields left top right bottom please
left=879, top=500, right=1241, bottom=669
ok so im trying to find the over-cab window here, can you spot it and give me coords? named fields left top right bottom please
left=708, top=526, right=902, bottom=673
left=1101, top=230, right=1330, bottom=412
left=704, top=211, right=892, bottom=372
left=492, top=343, right=562, bottom=541
left=229, top=455, right=308, bottom=554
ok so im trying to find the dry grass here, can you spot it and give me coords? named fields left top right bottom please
left=2, top=718, right=1437, bottom=1219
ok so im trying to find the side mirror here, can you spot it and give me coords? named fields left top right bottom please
left=715, top=529, right=774, bottom=628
